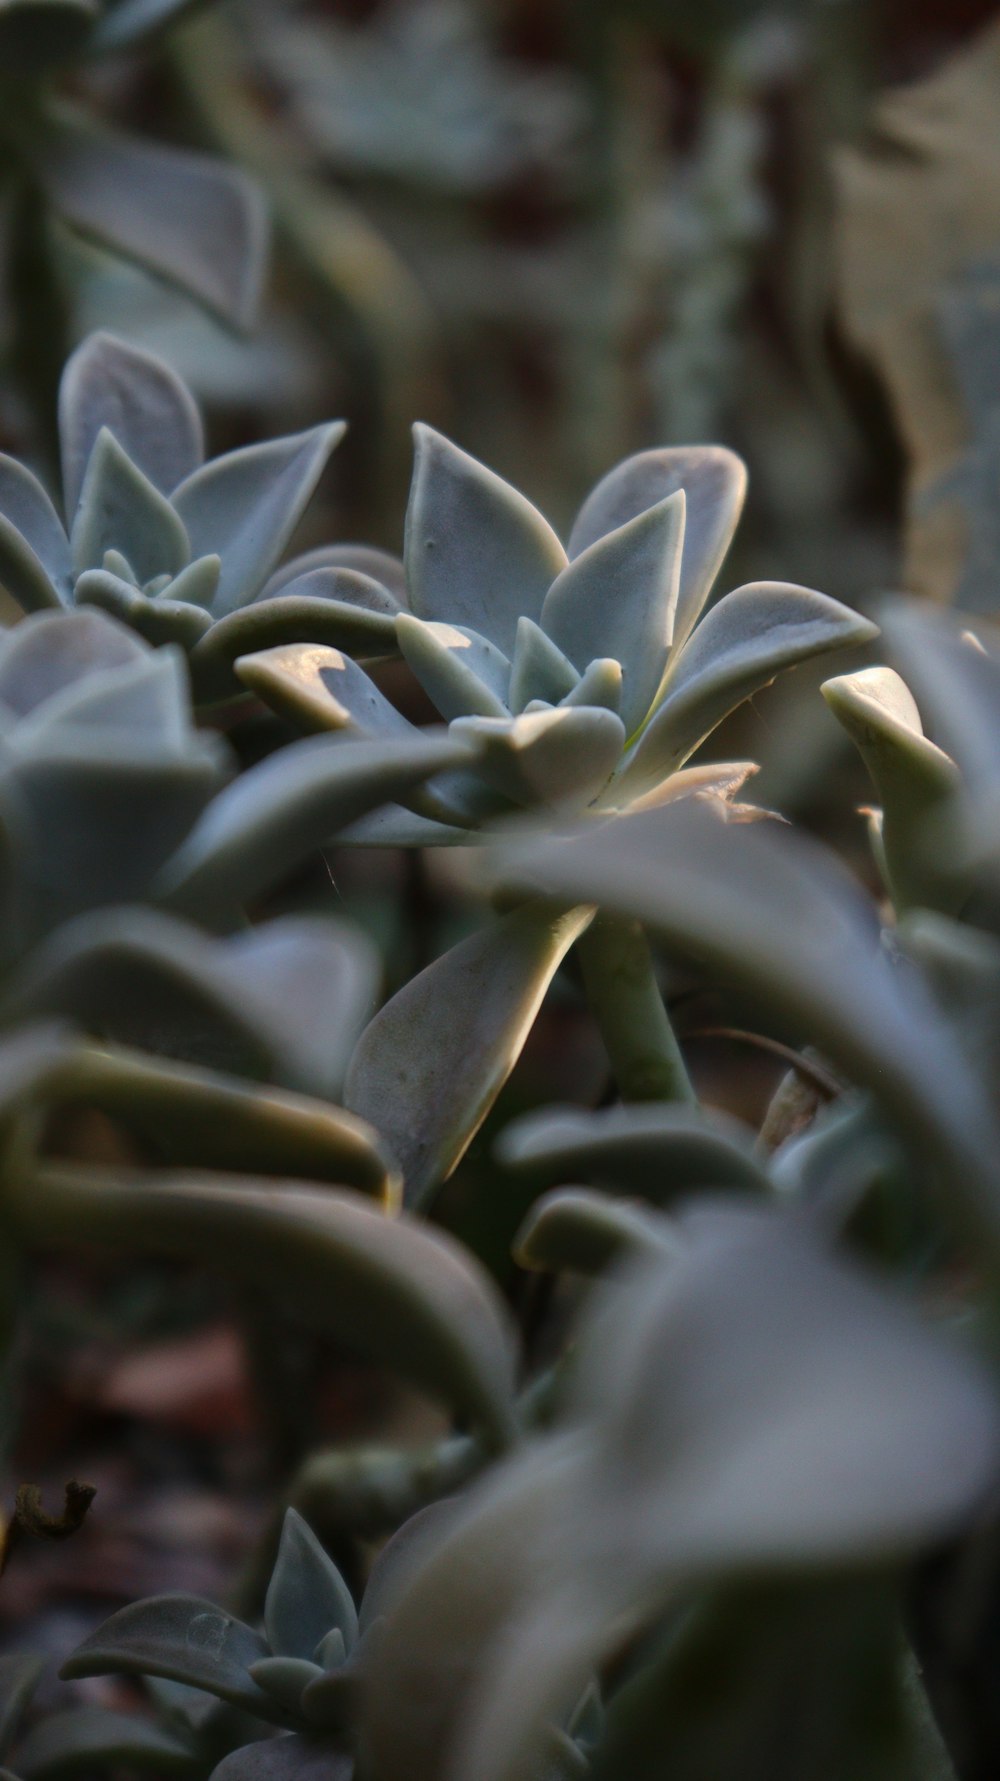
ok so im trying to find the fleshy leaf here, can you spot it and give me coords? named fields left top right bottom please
left=507, top=619, right=579, bottom=714
left=14, top=1706, right=200, bottom=1779
left=61, top=1598, right=280, bottom=1720
left=498, top=1103, right=769, bottom=1200
left=209, top=1734, right=351, bottom=1781
left=70, top=429, right=190, bottom=584
left=265, top=1510, right=359, bottom=1661
left=541, top=492, right=685, bottom=736
left=822, top=666, right=963, bottom=913
left=514, top=1188, right=672, bottom=1275
left=562, top=658, right=621, bottom=714
left=173, top=425, right=345, bottom=617
left=59, top=332, right=203, bottom=517
left=346, top=905, right=593, bottom=1205
left=405, top=425, right=567, bottom=654
left=0, top=514, right=65, bottom=613
left=235, top=644, right=414, bottom=739
left=881, top=604, right=1000, bottom=793
left=36, top=107, right=267, bottom=330
left=74, top=572, right=214, bottom=651
left=450, top=708, right=624, bottom=809
left=262, top=544, right=406, bottom=605
left=568, top=446, right=747, bottom=649
left=492, top=800, right=1000, bottom=1261
left=0, top=608, right=146, bottom=718
left=249, top=1658, right=324, bottom=1717
left=0, top=457, right=71, bottom=594
left=154, top=732, right=466, bottom=923
left=192, top=583, right=399, bottom=705
left=21, top=1169, right=518, bottom=1445
left=618, top=583, right=879, bottom=796
left=396, top=615, right=511, bottom=721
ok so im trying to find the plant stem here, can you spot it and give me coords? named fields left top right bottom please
left=579, top=914, right=695, bottom=1105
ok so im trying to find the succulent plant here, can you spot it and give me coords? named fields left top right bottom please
left=0, top=334, right=417, bottom=705
left=239, top=424, right=877, bottom=840
left=0, top=1, right=265, bottom=329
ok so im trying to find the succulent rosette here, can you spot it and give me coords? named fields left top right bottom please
left=0, top=334, right=407, bottom=705
left=239, top=425, right=878, bottom=842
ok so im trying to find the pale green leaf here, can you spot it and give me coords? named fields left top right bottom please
left=58, top=332, right=203, bottom=516
left=70, top=429, right=190, bottom=584
left=396, top=615, right=510, bottom=721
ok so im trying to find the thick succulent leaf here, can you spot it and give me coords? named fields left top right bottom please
left=450, top=708, right=624, bottom=809
left=492, top=800, right=1000, bottom=1259
left=618, top=583, right=879, bottom=797
left=334, top=805, right=474, bottom=847
left=191, top=585, right=400, bottom=704
left=161, top=555, right=221, bottom=609
left=514, top=1188, right=672, bottom=1275
left=36, top=108, right=267, bottom=330
left=209, top=1734, right=351, bottom=1781
left=567, top=446, right=747, bottom=649
left=822, top=666, right=963, bottom=912
left=173, top=426, right=345, bottom=616
left=0, top=608, right=146, bottom=718
left=59, top=332, right=203, bottom=517
left=14, top=1706, right=199, bottom=1779
left=264, top=1510, right=359, bottom=1661
left=541, top=492, right=685, bottom=736
left=262, top=543, right=406, bottom=606
left=40, top=1045, right=396, bottom=1202
left=447, top=1206, right=1000, bottom=1781
left=507, top=619, right=579, bottom=714
left=561, top=658, right=621, bottom=714
left=346, top=905, right=593, bottom=1205
left=0, top=1654, right=44, bottom=1754
left=70, top=428, right=190, bottom=584
left=0, top=908, right=379, bottom=1104
left=235, top=644, right=414, bottom=738
left=75, top=571, right=214, bottom=651
left=154, top=732, right=466, bottom=923
left=249, top=1658, right=324, bottom=1718
left=20, top=1169, right=518, bottom=1445
left=624, top=757, right=758, bottom=814
left=62, top=1599, right=280, bottom=1720
left=10, top=739, right=226, bottom=932
left=497, top=1103, right=769, bottom=1200
left=880, top=603, right=1000, bottom=793
left=405, top=425, right=567, bottom=654
left=0, top=514, right=65, bottom=613
left=0, top=457, right=71, bottom=595
left=396, top=615, right=511, bottom=721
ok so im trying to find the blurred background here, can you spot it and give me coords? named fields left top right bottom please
left=5, top=2, right=1000, bottom=1770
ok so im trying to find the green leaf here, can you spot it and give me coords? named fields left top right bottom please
left=264, top=1510, right=358, bottom=1662
left=154, top=732, right=467, bottom=923
left=492, top=800, right=1000, bottom=1260
left=18, top=1168, right=518, bottom=1445
left=881, top=602, right=1000, bottom=793
left=58, top=333, right=203, bottom=517
left=514, top=1188, right=672, bottom=1275
left=822, top=666, right=963, bottom=912
left=261, top=544, right=405, bottom=606
left=1, top=908, right=379, bottom=1103
left=235, top=644, right=413, bottom=739
left=14, top=1706, right=199, bottom=1779
left=190, top=577, right=400, bottom=704
left=0, top=514, right=65, bottom=613
left=405, top=425, right=566, bottom=655
left=562, top=658, right=621, bottom=714
left=567, top=446, right=747, bottom=650
left=0, top=1655, right=44, bottom=1756
left=15, top=647, right=193, bottom=749
left=70, top=429, right=190, bottom=584
left=173, top=426, right=345, bottom=616
left=396, top=615, right=511, bottom=721
left=618, top=583, right=879, bottom=797
left=346, top=905, right=592, bottom=1205
left=508, top=619, right=580, bottom=714
left=0, top=608, right=146, bottom=719
left=0, top=457, right=70, bottom=597
left=541, top=492, right=685, bottom=736
left=74, top=572, right=214, bottom=651
left=450, top=708, right=624, bottom=809
left=498, top=1103, right=769, bottom=1201
left=209, top=1733, right=350, bottom=1781
left=248, top=1658, right=323, bottom=1719
left=40, top=1045, right=397, bottom=1202
left=61, top=1598, right=280, bottom=1721
left=36, top=106, right=268, bottom=330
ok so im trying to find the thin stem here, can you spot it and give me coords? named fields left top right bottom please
left=579, top=914, right=696, bottom=1105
